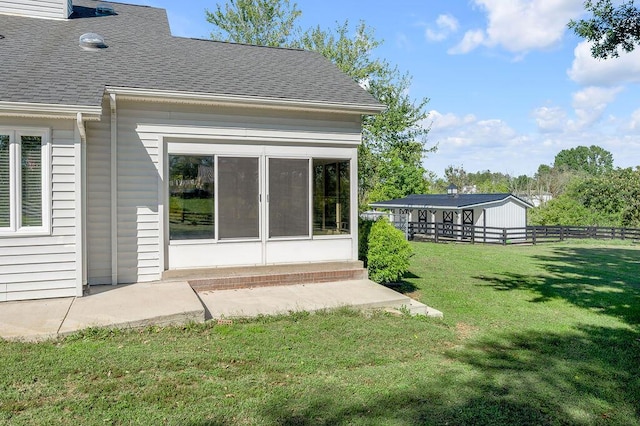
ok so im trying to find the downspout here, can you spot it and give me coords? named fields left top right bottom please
left=110, top=93, right=118, bottom=285
left=76, top=112, right=88, bottom=294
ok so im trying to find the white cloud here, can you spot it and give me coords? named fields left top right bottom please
left=567, top=41, right=640, bottom=86
left=424, top=108, right=640, bottom=176
left=425, top=14, right=459, bottom=42
left=450, top=0, right=583, bottom=55
left=570, top=86, right=623, bottom=129
left=630, top=109, right=640, bottom=131
left=448, top=30, right=485, bottom=54
left=533, top=106, right=568, bottom=133
left=429, top=110, right=476, bottom=130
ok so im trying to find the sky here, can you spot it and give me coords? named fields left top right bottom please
left=119, top=0, right=640, bottom=178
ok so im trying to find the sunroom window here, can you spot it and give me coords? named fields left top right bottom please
left=168, top=154, right=351, bottom=241
left=268, top=158, right=310, bottom=238
left=168, top=155, right=215, bottom=240
left=313, top=159, right=350, bottom=235
left=0, top=129, right=48, bottom=234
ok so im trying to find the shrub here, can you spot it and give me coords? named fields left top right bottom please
left=367, top=217, right=412, bottom=284
left=358, top=219, right=375, bottom=266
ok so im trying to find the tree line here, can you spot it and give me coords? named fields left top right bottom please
left=433, top=145, right=640, bottom=228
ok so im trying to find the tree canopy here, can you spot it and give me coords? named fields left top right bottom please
left=206, top=0, right=301, bottom=47
left=569, top=0, right=640, bottom=59
left=553, top=145, right=614, bottom=176
left=206, top=0, right=434, bottom=206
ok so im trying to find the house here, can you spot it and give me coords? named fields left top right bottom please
left=369, top=188, right=533, bottom=242
left=0, top=0, right=383, bottom=302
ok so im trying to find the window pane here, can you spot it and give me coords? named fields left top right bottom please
left=169, top=155, right=214, bottom=240
left=218, top=157, right=259, bottom=239
left=313, top=159, right=350, bottom=235
left=269, top=158, right=309, bottom=238
left=0, top=135, right=9, bottom=227
left=21, top=136, right=42, bottom=227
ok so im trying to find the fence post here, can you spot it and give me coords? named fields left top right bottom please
left=405, top=215, right=410, bottom=241
left=532, top=227, right=536, bottom=245
left=502, top=228, right=507, bottom=245
left=435, top=221, right=439, bottom=243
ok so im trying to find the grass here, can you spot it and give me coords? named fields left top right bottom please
left=1, top=240, right=639, bottom=425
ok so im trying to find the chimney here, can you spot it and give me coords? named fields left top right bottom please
left=0, top=0, right=73, bottom=19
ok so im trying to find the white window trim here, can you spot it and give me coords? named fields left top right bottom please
left=0, top=127, right=51, bottom=237
left=167, top=148, right=354, bottom=244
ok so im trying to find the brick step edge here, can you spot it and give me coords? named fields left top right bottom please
left=189, top=269, right=368, bottom=292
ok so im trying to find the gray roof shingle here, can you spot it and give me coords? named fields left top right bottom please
left=370, top=193, right=533, bottom=209
left=0, top=0, right=381, bottom=109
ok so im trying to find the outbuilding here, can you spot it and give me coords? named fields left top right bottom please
left=369, top=189, right=533, bottom=242
left=0, top=0, right=383, bottom=301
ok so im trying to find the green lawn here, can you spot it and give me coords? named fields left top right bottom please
left=1, top=240, right=639, bottom=425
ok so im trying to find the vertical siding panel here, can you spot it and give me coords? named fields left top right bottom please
left=116, top=111, right=160, bottom=283
left=86, top=103, right=112, bottom=284
left=485, top=200, right=527, bottom=229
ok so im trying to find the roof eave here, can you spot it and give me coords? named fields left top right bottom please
left=0, top=101, right=102, bottom=121
left=105, top=86, right=386, bottom=115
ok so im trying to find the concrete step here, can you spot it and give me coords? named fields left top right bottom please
left=167, top=261, right=368, bottom=292
left=198, top=279, right=413, bottom=319
left=406, top=299, right=444, bottom=317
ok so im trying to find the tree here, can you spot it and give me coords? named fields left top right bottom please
left=553, top=145, right=614, bottom=176
left=528, top=194, right=599, bottom=226
left=444, top=165, right=468, bottom=190
left=207, top=1, right=434, bottom=206
left=533, top=164, right=574, bottom=198
left=569, top=0, right=640, bottom=59
left=205, top=0, right=301, bottom=47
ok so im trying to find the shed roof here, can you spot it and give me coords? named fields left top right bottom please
left=370, top=193, right=533, bottom=209
left=0, top=0, right=382, bottom=111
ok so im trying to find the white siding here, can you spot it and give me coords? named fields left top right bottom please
left=0, top=118, right=80, bottom=301
left=91, top=100, right=361, bottom=281
left=485, top=200, right=528, bottom=229
left=86, top=100, right=112, bottom=284
left=0, top=0, right=71, bottom=19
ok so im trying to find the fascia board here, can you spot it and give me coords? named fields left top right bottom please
left=105, top=86, right=386, bottom=115
left=0, top=101, right=102, bottom=120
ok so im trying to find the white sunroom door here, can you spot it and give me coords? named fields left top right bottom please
left=167, top=154, right=262, bottom=269
left=167, top=155, right=315, bottom=269
left=217, top=156, right=260, bottom=240
left=267, top=157, right=310, bottom=239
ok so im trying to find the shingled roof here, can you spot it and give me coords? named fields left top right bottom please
left=370, top=193, right=533, bottom=209
left=0, top=0, right=382, bottom=111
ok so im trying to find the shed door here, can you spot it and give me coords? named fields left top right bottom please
left=443, top=211, right=454, bottom=236
left=462, top=209, right=473, bottom=239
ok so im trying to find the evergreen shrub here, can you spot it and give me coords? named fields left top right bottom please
left=366, top=217, right=412, bottom=284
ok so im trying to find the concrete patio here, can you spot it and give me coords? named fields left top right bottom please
left=0, top=279, right=443, bottom=342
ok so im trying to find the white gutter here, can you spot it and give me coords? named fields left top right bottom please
left=76, top=112, right=87, bottom=140
left=75, top=113, right=88, bottom=295
left=0, top=101, right=102, bottom=120
left=110, top=93, right=118, bottom=286
left=105, top=86, right=386, bottom=115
